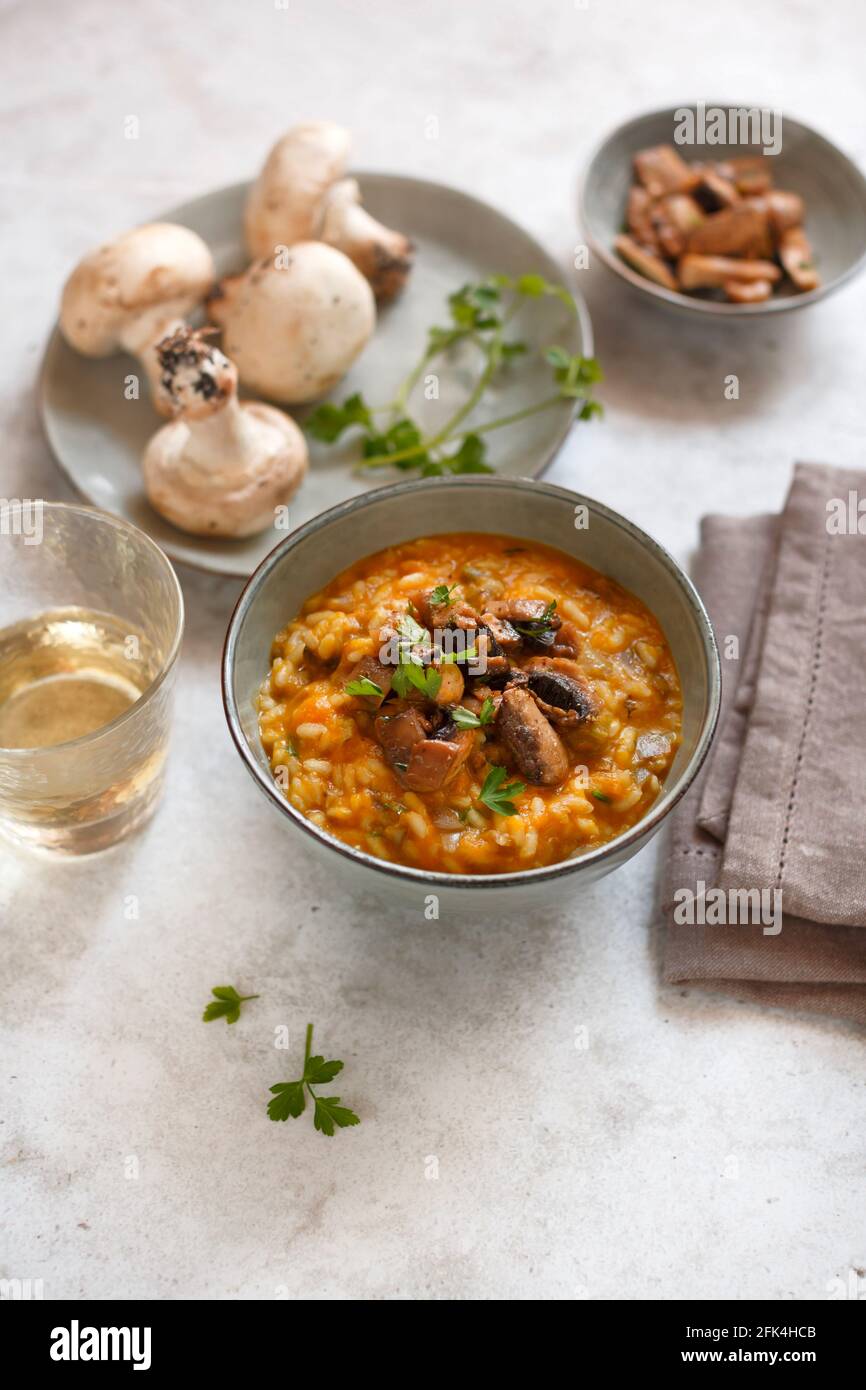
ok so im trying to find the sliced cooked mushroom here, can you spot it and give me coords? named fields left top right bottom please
left=723, top=278, right=774, bottom=304
left=141, top=328, right=307, bottom=538
left=614, top=234, right=679, bottom=290
left=686, top=204, right=772, bottom=259
left=410, top=587, right=478, bottom=632
left=402, top=722, right=476, bottom=792
left=692, top=166, right=741, bottom=210
left=487, top=598, right=560, bottom=627
left=344, top=653, right=392, bottom=705
left=626, top=186, right=661, bottom=251
left=496, top=687, right=569, bottom=787
left=60, top=222, right=215, bottom=416
left=764, top=190, right=805, bottom=237
left=677, top=254, right=782, bottom=291
left=633, top=145, right=699, bottom=199
left=433, top=662, right=464, bottom=706
left=479, top=611, right=522, bottom=651
left=374, top=707, right=474, bottom=792
left=778, top=226, right=820, bottom=291
left=719, top=156, right=774, bottom=196
left=525, top=665, right=597, bottom=725
left=374, top=706, right=431, bottom=769
left=660, top=193, right=705, bottom=237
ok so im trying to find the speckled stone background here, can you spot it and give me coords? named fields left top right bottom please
left=2, top=0, right=864, bottom=1301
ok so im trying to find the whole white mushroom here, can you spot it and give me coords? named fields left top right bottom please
left=208, top=243, right=376, bottom=405
left=244, top=120, right=351, bottom=257
left=244, top=122, right=414, bottom=300
left=60, top=223, right=215, bottom=414
left=142, top=328, right=308, bottom=539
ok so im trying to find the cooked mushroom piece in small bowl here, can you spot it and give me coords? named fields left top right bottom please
left=222, top=477, right=720, bottom=909
left=579, top=106, right=866, bottom=316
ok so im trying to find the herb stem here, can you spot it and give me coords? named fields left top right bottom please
left=304, top=1022, right=313, bottom=1069
left=359, top=393, right=567, bottom=469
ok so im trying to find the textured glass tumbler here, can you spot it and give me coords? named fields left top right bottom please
left=0, top=503, right=184, bottom=854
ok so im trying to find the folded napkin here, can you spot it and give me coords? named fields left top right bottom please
left=662, top=463, right=866, bottom=1025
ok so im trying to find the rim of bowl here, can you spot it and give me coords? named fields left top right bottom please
left=222, top=475, right=721, bottom=891
left=0, top=501, right=184, bottom=755
left=577, top=103, right=866, bottom=317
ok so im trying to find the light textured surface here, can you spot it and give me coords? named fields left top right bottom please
left=2, top=0, right=865, bottom=1301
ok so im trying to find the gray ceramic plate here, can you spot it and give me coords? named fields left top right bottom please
left=39, top=175, right=592, bottom=576
left=579, top=105, right=866, bottom=317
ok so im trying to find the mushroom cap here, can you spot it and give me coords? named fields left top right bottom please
left=209, top=243, right=376, bottom=404
left=143, top=402, right=308, bottom=539
left=60, top=223, right=215, bottom=357
left=244, top=121, right=351, bottom=260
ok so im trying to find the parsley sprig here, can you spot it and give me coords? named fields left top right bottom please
left=478, top=765, right=526, bottom=817
left=345, top=675, right=384, bottom=699
left=268, top=1023, right=361, bottom=1136
left=452, top=698, right=496, bottom=729
left=202, top=985, right=259, bottom=1025
left=306, top=273, right=602, bottom=476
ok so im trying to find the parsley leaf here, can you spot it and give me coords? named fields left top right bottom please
left=306, top=391, right=373, bottom=443
left=345, top=675, right=384, bottom=699
left=268, top=1024, right=360, bottom=1135
left=430, top=584, right=456, bottom=607
left=478, top=765, right=526, bottom=817
left=546, top=348, right=604, bottom=403
left=452, top=698, right=496, bottom=729
left=313, top=1095, right=361, bottom=1136
left=267, top=1080, right=306, bottom=1120
left=202, top=985, right=259, bottom=1025
left=441, top=434, right=493, bottom=475
left=362, top=416, right=428, bottom=471
left=393, top=659, right=441, bottom=700
left=513, top=599, right=558, bottom=637
left=591, top=789, right=612, bottom=804
left=396, top=612, right=429, bottom=647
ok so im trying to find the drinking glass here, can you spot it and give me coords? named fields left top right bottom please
left=0, top=502, right=184, bottom=853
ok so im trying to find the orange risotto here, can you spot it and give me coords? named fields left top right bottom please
left=257, top=533, right=682, bottom=874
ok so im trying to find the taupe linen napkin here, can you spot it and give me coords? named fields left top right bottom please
left=662, top=464, right=866, bottom=1025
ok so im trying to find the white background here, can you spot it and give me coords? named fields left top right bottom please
left=1, top=0, right=864, bottom=1300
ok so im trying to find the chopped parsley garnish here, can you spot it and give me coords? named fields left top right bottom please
left=392, top=659, right=442, bottom=700
left=430, top=584, right=456, bottom=606
left=591, top=789, right=612, bottom=804
left=478, top=765, right=526, bottom=817
left=452, top=698, right=496, bottom=729
left=345, top=675, right=384, bottom=699
left=514, top=599, right=558, bottom=637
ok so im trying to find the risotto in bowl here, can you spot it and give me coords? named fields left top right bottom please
left=223, top=478, right=719, bottom=909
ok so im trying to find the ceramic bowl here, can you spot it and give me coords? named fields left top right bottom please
left=579, top=104, right=866, bottom=316
left=222, top=476, right=720, bottom=909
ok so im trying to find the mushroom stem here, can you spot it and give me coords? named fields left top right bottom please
left=142, top=328, right=308, bottom=538
left=318, top=178, right=414, bottom=301
left=119, top=307, right=188, bottom=413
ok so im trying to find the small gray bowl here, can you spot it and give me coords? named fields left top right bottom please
left=222, top=476, right=720, bottom=910
left=579, top=104, right=866, bottom=316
